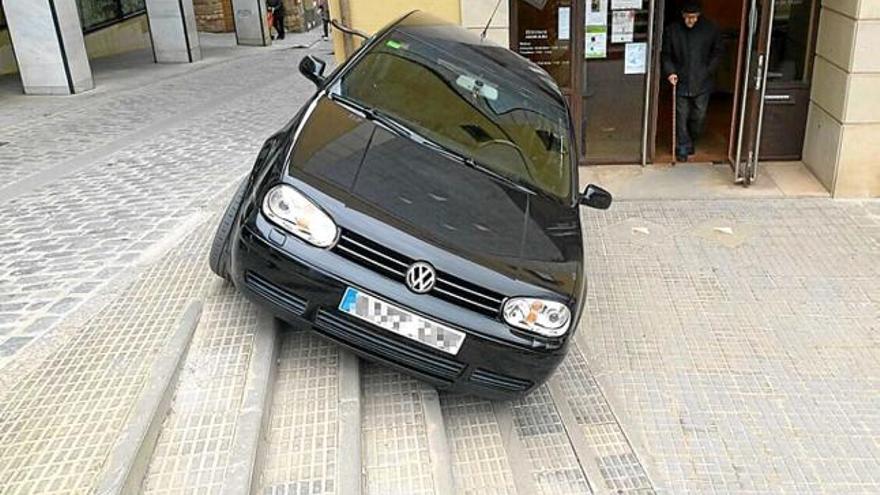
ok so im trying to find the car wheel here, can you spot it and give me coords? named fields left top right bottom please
left=209, top=179, right=248, bottom=280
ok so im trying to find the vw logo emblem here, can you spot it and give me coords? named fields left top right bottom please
left=406, top=261, right=436, bottom=294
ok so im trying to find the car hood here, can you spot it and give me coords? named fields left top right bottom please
left=284, top=97, right=582, bottom=296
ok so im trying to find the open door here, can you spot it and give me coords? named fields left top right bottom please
left=732, top=0, right=775, bottom=186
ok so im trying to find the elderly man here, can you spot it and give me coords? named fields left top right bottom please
left=662, top=1, right=723, bottom=162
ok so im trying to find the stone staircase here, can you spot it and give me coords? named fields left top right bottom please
left=0, top=210, right=655, bottom=495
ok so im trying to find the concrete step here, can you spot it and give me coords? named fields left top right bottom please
left=258, top=328, right=361, bottom=495
left=441, top=386, right=592, bottom=495
left=360, top=363, right=454, bottom=495
left=0, top=219, right=217, bottom=495
left=140, top=288, right=277, bottom=495
left=251, top=330, right=656, bottom=495
left=354, top=335, right=657, bottom=495
left=437, top=335, right=657, bottom=495
left=0, top=197, right=654, bottom=495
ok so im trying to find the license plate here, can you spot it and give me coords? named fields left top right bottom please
left=338, top=287, right=465, bottom=355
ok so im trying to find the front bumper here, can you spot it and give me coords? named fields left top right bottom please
left=229, top=214, right=569, bottom=400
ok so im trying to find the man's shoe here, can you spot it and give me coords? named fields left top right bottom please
left=687, top=147, right=695, bottom=156
left=675, top=154, right=688, bottom=162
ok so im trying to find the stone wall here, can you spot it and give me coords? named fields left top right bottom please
left=282, top=0, right=318, bottom=33
left=193, top=0, right=316, bottom=33
left=194, top=0, right=234, bottom=32
left=802, top=0, right=880, bottom=197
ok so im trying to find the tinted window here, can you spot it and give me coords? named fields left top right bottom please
left=768, top=0, right=815, bottom=83
left=337, top=30, right=573, bottom=202
left=75, top=0, right=146, bottom=32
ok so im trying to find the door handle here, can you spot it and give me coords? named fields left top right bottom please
left=754, top=54, right=765, bottom=91
left=764, top=94, right=792, bottom=102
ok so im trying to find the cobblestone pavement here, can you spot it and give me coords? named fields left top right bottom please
left=0, top=27, right=878, bottom=495
left=0, top=31, right=329, bottom=368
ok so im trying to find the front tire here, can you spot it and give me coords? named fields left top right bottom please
left=209, top=179, right=248, bottom=280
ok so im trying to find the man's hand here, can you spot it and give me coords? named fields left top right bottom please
left=668, top=74, right=678, bottom=86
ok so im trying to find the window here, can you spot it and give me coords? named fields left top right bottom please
left=121, top=0, right=146, bottom=16
left=75, top=0, right=146, bottom=33
left=768, top=0, right=816, bottom=84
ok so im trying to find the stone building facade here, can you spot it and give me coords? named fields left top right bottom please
left=193, top=0, right=235, bottom=32
left=192, top=0, right=318, bottom=33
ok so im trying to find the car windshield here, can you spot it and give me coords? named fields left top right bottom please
left=334, top=29, right=573, bottom=202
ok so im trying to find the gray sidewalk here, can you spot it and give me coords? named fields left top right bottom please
left=581, top=198, right=879, bottom=493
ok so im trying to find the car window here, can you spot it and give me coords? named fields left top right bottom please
left=335, top=30, right=573, bottom=202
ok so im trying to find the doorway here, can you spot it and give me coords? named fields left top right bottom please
left=509, top=0, right=819, bottom=181
left=652, top=0, right=745, bottom=164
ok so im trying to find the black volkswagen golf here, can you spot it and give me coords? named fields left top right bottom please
left=209, top=11, right=612, bottom=399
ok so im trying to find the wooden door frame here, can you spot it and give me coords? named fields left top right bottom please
left=727, top=0, right=753, bottom=166
left=509, top=0, right=586, bottom=163
left=646, top=0, right=666, bottom=163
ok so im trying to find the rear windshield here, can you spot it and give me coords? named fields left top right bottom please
left=335, top=30, right=573, bottom=202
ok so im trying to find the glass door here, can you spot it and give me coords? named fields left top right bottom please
left=759, top=0, right=819, bottom=160
left=580, top=0, right=651, bottom=164
left=732, top=0, right=775, bottom=185
left=511, top=0, right=575, bottom=94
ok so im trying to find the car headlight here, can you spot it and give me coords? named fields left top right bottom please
left=262, top=184, right=338, bottom=248
left=502, top=297, right=571, bottom=337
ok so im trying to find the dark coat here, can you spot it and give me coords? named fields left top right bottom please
left=267, top=0, right=285, bottom=15
left=317, top=0, right=330, bottom=21
left=662, top=18, right=723, bottom=96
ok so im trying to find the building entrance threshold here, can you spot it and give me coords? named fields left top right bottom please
left=579, top=161, right=829, bottom=201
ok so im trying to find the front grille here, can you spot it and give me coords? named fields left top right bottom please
left=314, top=310, right=466, bottom=381
left=245, top=271, right=307, bottom=316
left=469, top=368, right=533, bottom=392
left=332, top=229, right=504, bottom=316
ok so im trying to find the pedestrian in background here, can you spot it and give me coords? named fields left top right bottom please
left=662, top=0, right=723, bottom=162
left=318, top=0, right=330, bottom=40
left=268, top=0, right=285, bottom=40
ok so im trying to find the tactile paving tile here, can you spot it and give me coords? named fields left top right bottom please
left=510, top=386, right=592, bottom=495
left=260, top=331, right=339, bottom=495
left=142, top=288, right=258, bottom=494
left=360, top=363, right=435, bottom=495
left=556, top=343, right=654, bottom=492
left=0, top=222, right=215, bottom=495
left=581, top=199, right=880, bottom=493
left=439, top=394, right=517, bottom=495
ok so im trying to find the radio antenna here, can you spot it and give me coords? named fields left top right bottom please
left=480, top=0, right=503, bottom=41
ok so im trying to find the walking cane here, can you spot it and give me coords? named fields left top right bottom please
left=671, top=82, right=677, bottom=166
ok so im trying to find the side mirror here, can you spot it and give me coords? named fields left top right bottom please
left=299, top=55, right=327, bottom=87
left=579, top=184, right=612, bottom=210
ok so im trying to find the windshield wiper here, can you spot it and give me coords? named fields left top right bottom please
left=418, top=139, right=540, bottom=196
left=329, top=92, right=540, bottom=196
left=329, top=93, right=420, bottom=140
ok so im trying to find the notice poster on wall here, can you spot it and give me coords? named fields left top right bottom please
left=624, top=42, right=647, bottom=74
left=586, top=26, right=608, bottom=58
left=558, top=6, right=571, bottom=40
left=587, top=0, right=608, bottom=26
left=611, top=10, right=635, bottom=43
left=612, top=0, right=642, bottom=9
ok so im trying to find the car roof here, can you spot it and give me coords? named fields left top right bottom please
left=382, top=11, right=565, bottom=104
